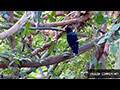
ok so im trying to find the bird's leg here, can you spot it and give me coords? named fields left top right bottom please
left=69, top=49, right=77, bottom=57
left=73, top=53, right=76, bottom=57
left=71, top=52, right=77, bottom=57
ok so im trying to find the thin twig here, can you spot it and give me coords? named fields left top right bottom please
left=0, top=25, right=63, bottom=31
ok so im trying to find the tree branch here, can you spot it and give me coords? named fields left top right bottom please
left=30, top=12, right=94, bottom=27
left=0, top=35, right=104, bottom=68
left=0, top=12, right=93, bottom=40
left=0, top=11, right=32, bottom=40
left=28, top=31, right=63, bottom=56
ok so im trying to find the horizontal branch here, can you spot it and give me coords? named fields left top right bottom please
left=28, top=31, right=63, bottom=56
left=0, top=12, right=93, bottom=40
left=30, top=12, right=94, bottom=27
left=0, top=35, right=104, bottom=68
left=77, top=33, right=89, bottom=37
left=0, top=25, right=63, bottom=31
left=21, top=35, right=105, bottom=68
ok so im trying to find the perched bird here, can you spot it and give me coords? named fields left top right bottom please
left=63, top=27, right=78, bottom=54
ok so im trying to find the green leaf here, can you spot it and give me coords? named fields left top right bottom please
left=110, top=23, right=120, bottom=34
left=113, top=35, right=119, bottom=40
left=106, top=35, right=112, bottom=43
left=95, top=63, right=101, bottom=69
left=50, top=11, right=56, bottom=16
left=48, top=65, right=54, bottom=73
left=19, top=58, right=32, bottom=62
left=106, top=18, right=112, bottom=25
left=114, top=38, right=120, bottom=44
left=87, top=20, right=94, bottom=24
left=31, top=67, right=36, bottom=72
left=97, top=35, right=109, bottom=45
left=13, top=14, right=19, bottom=18
left=92, top=56, right=97, bottom=67
left=0, top=53, right=9, bottom=58
left=48, top=42, right=55, bottom=53
left=26, top=31, right=30, bottom=36
left=73, top=59, right=78, bottom=67
left=24, top=22, right=31, bottom=36
left=42, top=13, right=46, bottom=17
left=9, top=60, right=15, bottom=66
left=40, top=59, right=46, bottom=63
left=14, top=60, right=20, bottom=66
left=117, top=19, right=120, bottom=22
left=46, top=39, right=51, bottom=42
left=14, top=19, right=18, bottom=23
left=18, top=50, right=23, bottom=55
left=20, top=72, right=27, bottom=79
left=16, top=11, right=24, bottom=15
left=40, top=18, right=44, bottom=24
left=46, top=13, right=55, bottom=22
left=23, top=29, right=27, bottom=35
left=95, top=13, right=106, bottom=25
left=28, top=30, right=37, bottom=33
left=25, top=22, right=31, bottom=30
left=12, top=67, right=17, bottom=72
left=110, top=43, right=118, bottom=55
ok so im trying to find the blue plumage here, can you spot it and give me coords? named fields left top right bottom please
left=65, top=27, right=78, bottom=54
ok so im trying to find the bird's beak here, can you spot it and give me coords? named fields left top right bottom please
left=62, top=28, right=66, bottom=31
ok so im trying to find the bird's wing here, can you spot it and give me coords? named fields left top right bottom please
left=67, top=32, right=78, bottom=47
left=72, top=42, right=78, bottom=54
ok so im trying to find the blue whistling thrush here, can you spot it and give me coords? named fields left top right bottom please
left=64, top=27, right=78, bottom=54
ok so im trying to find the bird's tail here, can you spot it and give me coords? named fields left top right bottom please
left=72, top=43, right=78, bottom=54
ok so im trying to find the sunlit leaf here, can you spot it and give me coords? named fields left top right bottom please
left=46, top=13, right=55, bottom=22
left=110, top=43, right=118, bottom=55
left=25, top=22, right=31, bottom=30
left=97, top=35, right=109, bottom=45
left=24, top=22, right=31, bottom=36
left=9, top=60, right=15, bottom=66
left=48, top=65, right=54, bottom=73
left=28, top=30, right=37, bottom=33
left=14, top=60, right=20, bottom=66
left=110, top=23, right=120, bottom=35
left=50, top=11, right=56, bottom=16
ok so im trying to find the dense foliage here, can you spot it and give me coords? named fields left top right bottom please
left=0, top=11, right=120, bottom=79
